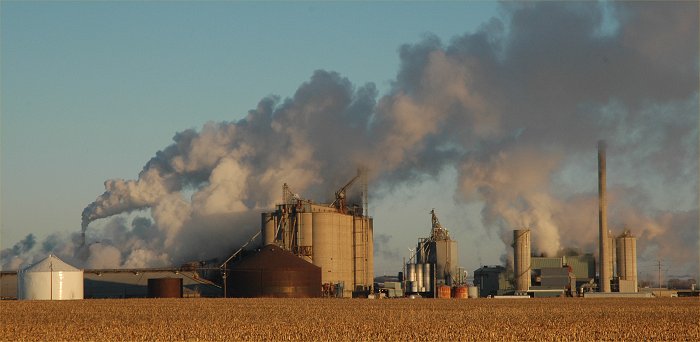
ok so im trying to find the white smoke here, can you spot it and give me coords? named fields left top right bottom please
left=3, top=2, right=697, bottom=278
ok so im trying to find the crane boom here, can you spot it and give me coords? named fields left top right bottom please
left=329, top=169, right=362, bottom=214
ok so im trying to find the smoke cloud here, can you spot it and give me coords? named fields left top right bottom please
left=3, top=2, right=697, bottom=278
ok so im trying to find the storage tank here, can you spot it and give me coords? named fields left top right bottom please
left=616, top=229, right=637, bottom=292
left=407, top=264, right=416, bottom=282
left=513, top=229, right=531, bottom=292
left=147, top=278, right=182, bottom=298
left=422, top=263, right=432, bottom=293
left=453, top=286, right=468, bottom=299
left=261, top=213, right=276, bottom=246
left=415, top=264, right=424, bottom=291
left=312, top=212, right=354, bottom=297
left=437, top=285, right=451, bottom=299
left=467, top=286, right=479, bottom=298
left=408, top=280, right=418, bottom=293
left=18, top=254, right=83, bottom=300
left=228, top=244, right=321, bottom=298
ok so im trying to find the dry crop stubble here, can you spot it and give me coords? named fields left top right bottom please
left=1, top=298, right=698, bottom=341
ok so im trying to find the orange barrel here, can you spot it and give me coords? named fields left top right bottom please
left=453, top=286, right=468, bottom=299
left=438, top=285, right=451, bottom=299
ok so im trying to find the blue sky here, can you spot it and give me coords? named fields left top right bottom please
left=2, top=1, right=502, bottom=273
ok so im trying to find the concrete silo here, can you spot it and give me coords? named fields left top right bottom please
left=513, top=229, right=531, bottom=293
left=616, top=229, right=637, bottom=292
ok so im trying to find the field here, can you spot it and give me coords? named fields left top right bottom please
left=2, top=298, right=699, bottom=341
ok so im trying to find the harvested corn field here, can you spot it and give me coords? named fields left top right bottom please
left=2, top=298, right=699, bottom=341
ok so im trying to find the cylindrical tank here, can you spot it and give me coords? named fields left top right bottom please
left=312, top=212, right=354, bottom=297
left=18, top=255, right=83, bottom=300
left=148, top=278, right=183, bottom=298
left=261, top=213, right=276, bottom=246
left=408, top=281, right=418, bottom=293
left=422, top=263, right=432, bottom=293
left=407, top=264, right=416, bottom=282
left=415, top=264, right=424, bottom=291
left=437, top=285, right=451, bottom=299
left=616, top=230, right=637, bottom=292
left=513, top=229, right=531, bottom=292
left=467, top=285, right=479, bottom=298
left=453, top=286, right=468, bottom=299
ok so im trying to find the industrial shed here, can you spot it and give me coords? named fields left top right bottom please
left=228, top=244, right=321, bottom=298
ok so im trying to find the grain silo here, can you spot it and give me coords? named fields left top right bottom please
left=259, top=170, right=373, bottom=297
left=513, top=229, right=531, bottom=293
left=18, top=254, right=83, bottom=300
left=616, top=229, right=637, bottom=292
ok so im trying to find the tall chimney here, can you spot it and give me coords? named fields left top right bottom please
left=598, top=140, right=610, bottom=292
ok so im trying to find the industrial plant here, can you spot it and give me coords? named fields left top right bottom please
left=1, top=142, right=697, bottom=300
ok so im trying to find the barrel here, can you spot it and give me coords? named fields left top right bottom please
left=437, top=285, right=451, bottom=299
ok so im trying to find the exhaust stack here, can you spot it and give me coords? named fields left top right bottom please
left=598, top=140, right=610, bottom=292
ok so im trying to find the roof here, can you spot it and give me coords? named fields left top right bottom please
left=231, top=244, right=320, bottom=271
left=22, top=254, right=81, bottom=273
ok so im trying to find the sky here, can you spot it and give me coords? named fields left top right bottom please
left=2, top=1, right=698, bottom=282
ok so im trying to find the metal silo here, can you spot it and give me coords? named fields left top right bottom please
left=422, top=263, right=432, bottom=293
left=513, top=229, right=531, bottom=292
left=261, top=213, right=276, bottom=246
left=407, top=263, right=416, bottom=282
left=415, top=263, right=424, bottom=291
left=616, top=229, right=637, bottom=292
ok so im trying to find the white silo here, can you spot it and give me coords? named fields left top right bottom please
left=18, top=254, right=83, bottom=300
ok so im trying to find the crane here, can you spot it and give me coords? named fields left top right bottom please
left=329, top=169, right=363, bottom=214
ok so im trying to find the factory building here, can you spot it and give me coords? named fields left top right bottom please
left=258, top=171, right=373, bottom=297
left=473, top=266, right=512, bottom=297
left=405, top=209, right=459, bottom=296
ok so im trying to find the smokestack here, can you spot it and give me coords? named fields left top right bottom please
left=598, top=140, right=610, bottom=292
left=513, top=229, right=531, bottom=293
